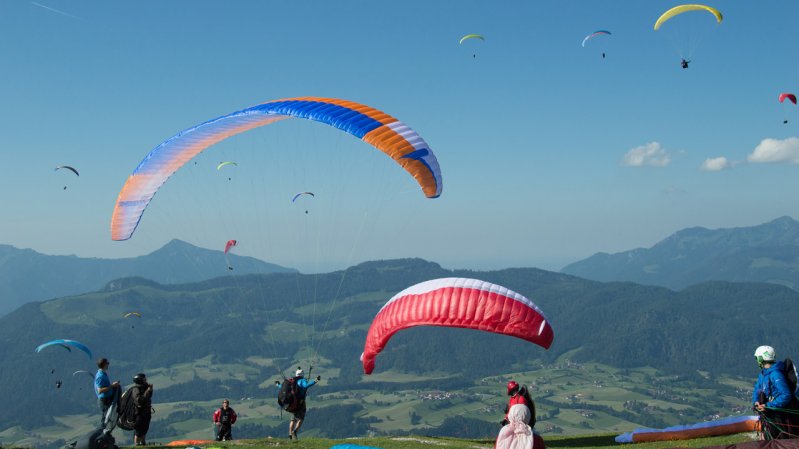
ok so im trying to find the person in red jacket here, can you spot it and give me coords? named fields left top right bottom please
left=213, top=399, right=237, bottom=441
left=499, top=382, right=546, bottom=449
left=502, top=381, right=536, bottom=427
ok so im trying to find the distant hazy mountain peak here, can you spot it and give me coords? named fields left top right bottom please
left=764, top=215, right=798, bottom=228
left=0, top=239, right=294, bottom=317
left=562, top=216, right=799, bottom=290
left=149, top=238, right=205, bottom=254
left=163, top=238, right=193, bottom=247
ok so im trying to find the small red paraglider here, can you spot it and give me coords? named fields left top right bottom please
left=224, top=240, right=237, bottom=270
left=779, top=93, right=796, bottom=124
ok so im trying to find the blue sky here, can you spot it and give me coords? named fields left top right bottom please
left=1, top=1, right=798, bottom=272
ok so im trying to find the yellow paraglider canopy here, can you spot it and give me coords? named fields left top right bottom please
left=459, top=34, right=485, bottom=45
left=216, top=161, right=238, bottom=171
left=654, top=4, right=722, bottom=30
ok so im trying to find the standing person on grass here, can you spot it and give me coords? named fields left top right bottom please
left=94, top=358, right=120, bottom=429
left=276, top=368, right=320, bottom=440
left=213, top=399, right=237, bottom=441
left=131, top=373, right=153, bottom=446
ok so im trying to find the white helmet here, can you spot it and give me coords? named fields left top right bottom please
left=295, top=369, right=304, bottom=377
left=755, top=345, right=776, bottom=366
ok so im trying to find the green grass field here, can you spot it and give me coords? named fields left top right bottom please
left=1, top=356, right=756, bottom=449
left=109, top=432, right=757, bottom=449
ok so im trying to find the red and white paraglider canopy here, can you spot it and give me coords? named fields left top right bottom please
left=361, top=277, right=554, bottom=374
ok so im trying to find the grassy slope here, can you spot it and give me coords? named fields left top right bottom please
left=2, top=359, right=753, bottom=448
left=118, top=432, right=757, bottom=449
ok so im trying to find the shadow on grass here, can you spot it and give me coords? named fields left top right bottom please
left=546, top=435, right=618, bottom=448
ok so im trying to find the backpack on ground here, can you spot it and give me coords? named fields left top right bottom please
left=65, top=427, right=118, bottom=449
left=277, top=377, right=301, bottom=413
left=116, top=386, right=137, bottom=431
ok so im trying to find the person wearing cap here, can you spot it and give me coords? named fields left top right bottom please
left=131, top=373, right=154, bottom=446
left=94, top=358, right=120, bottom=428
left=213, top=399, right=237, bottom=441
left=276, top=368, right=321, bottom=440
left=502, top=380, right=536, bottom=427
left=753, top=345, right=797, bottom=439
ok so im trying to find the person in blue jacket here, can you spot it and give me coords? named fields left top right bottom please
left=94, top=358, right=121, bottom=429
left=275, top=368, right=321, bottom=440
left=753, top=346, right=797, bottom=439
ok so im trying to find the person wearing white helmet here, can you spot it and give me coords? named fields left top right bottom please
left=275, top=367, right=321, bottom=440
left=752, top=345, right=798, bottom=439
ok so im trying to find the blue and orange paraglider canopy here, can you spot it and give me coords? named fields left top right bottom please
left=111, top=97, right=443, bottom=241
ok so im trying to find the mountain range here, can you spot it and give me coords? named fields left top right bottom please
left=5, top=216, right=799, bottom=446
left=6, top=215, right=798, bottom=320
left=0, top=239, right=295, bottom=316
left=562, top=216, right=799, bottom=290
left=2, top=257, right=796, bottom=444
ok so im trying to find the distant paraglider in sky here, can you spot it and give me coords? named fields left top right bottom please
left=55, top=165, right=79, bottom=190
left=361, top=278, right=554, bottom=374
left=73, top=370, right=93, bottom=390
left=35, top=339, right=93, bottom=360
left=224, top=239, right=237, bottom=270
left=217, top=161, right=237, bottom=180
left=110, top=97, right=442, bottom=241
left=224, top=239, right=237, bottom=254
left=124, top=311, right=141, bottom=328
left=459, top=34, right=484, bottom=58
left=779, top=93, right=797, bottom=124
left=581, top=30, right=611, bottom=58
left=292, top=191, right=315, bottom=214
left=654, top=4, right=723, bottom=69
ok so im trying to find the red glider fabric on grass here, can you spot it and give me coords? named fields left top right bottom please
left=361, top=278, right=554, bottom=374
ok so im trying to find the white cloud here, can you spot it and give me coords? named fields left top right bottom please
left=747, top=137, right=799, bottom=164
left=700, top=156, right=731, bottom=172
left=621, top=142, right=671, bottom=167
